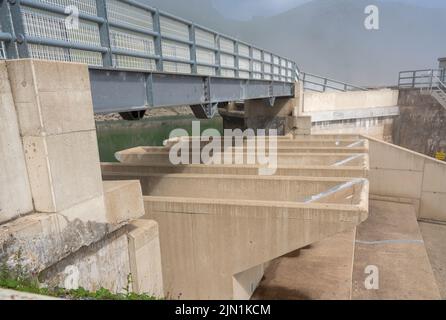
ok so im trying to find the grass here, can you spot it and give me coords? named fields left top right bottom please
left=0, top=251, right=158, bottom=300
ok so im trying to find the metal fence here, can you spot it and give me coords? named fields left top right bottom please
left=300, top=72, right=368, bottom=92
left=398, top=69, right=446, bottom=89
left=0, top=0, right=298, bottom=82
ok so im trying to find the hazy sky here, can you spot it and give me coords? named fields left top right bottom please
left=211, top=0, right=446, bottom=20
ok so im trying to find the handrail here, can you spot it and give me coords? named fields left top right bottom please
left=398, top=68, right=446, bottom=89
left=300, top=72, right=368, bottom=92
left=0, top=0, right=297, bottom=82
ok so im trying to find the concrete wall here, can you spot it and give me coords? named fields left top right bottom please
left=313, top=118, right=394, bottom=142
left=0, top=61, right=33, bottom=223
left=303, top=89, right=399, bottom=113
left=0, top=60, right=164, bottom=297
left=393, top=89, right=446, bottom=157
left=366, top=135, right=446, bottom=222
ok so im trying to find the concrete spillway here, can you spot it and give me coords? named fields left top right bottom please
left=102, top=134, right=370, bottom=299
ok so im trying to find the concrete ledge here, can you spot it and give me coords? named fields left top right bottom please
left=103, top=181, right=145, bottom=225
left=128, top=220, right=164, bottom=297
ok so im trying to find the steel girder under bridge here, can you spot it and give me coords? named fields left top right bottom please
left=0, top=0, right=298, bottom=119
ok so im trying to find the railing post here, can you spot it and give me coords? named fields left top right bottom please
left=0, top=0, right=18, bottom=59
left=215, top=34, right=221, bottom=77
left=412, top=71, right=416, bottom=88
left=189, top=24, right=197, bottom=74
left=234, top=41, right=239, bottom=78
left=323, top=78, right=328, bottom=92
left=8, top=0, right=29, bottom=58
left=95, top=0, right=113, bottom=67
left=249, top=46, right=253, bottom=79
left=260, top=50, right=265, bottom=80
left=153, top=9, right=163, bottom=72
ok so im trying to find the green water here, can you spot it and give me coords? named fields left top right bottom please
left=96, top=116, right=223, bottom=162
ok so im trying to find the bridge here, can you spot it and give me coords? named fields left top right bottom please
left=0, top=0, right=376, bottom=120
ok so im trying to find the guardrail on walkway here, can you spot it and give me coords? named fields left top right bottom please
left=398, top=68, right=446, bottom=89
left=0, top=0, right=297, bottom=82
left=300, top=72, right=368, bottom=92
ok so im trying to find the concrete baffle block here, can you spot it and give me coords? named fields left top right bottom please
left=127, top=220, right=164, bottom=298
left=5, top=59, right=104, bottom=215
left=0, top=61, right=33, bottom=223
left=103, top=181, right=145, bottom=225
left=286, top=116, right=312, bottom=136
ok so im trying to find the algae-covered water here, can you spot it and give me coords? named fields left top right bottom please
left=96, top=116, right=223, bottom=162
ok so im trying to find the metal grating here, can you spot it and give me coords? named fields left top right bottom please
left=162, top=39, right=190, bottom=61
left=112, top=54, right=156, bottom=71
left=163, top=61, right=191, bottom=73
left=22, top=7, right=101, bottom=46
left=264, top=53, right=271, bottom=63
left=197, top=65, right=215, bottom=76
left=219, top=37, right=234, bottom=53
left=252, top=49, right=261, bottom=60
left=239, top=57, right=250, bottom=71
left=220, top=53, right=234, bottom=68
left=107, top=0, right=153, bottom=32
left=195, top=28, right=215, bottom=48
left=0, top=42, right=6, bottom=60
left=253, top=61, right=261, bottom=73
left=160, top=16, right=189, bottom=41
left=28, top=43, right=102, bottom=66
left=238, top=43, right=249, bottom=57
left=264, top=64, right=271, bottom=74
left=110, top=27, right=155, bottom=55
left=239, top=71, right=249, bottom=79
left=2, top=0, right=297, bottom=82
left=35, top=0, right=98, bottom=16
left=196, top=48, right=215, bottom=65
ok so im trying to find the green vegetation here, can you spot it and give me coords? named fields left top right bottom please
left=0, top=251, right=157, bottom=300
left=96, top=116, right=223, bottom=162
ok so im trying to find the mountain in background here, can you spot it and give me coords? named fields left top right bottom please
left=138, top=0, right=446, bottom=86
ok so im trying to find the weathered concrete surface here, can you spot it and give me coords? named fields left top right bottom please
left=233, top=263, right=267, bottom=300
left=102, top=163, right=368, bottom=179
left=252, top=229, right=356, bottom=300
left=5, top=59, right=104, bottom=215
left=116, top=148, right=368, bottom=167
left=41, top=229, right=131, bottom=294
left=128, top=220, right=164, bottom=297
left=352, top=200, right=441, bottom=300
left=143, top=197, right=367, bottom=299
left=105, top=173, right=368, bottom=204
left=0, top=289, right=60, bottom=300
left=0, top=212, right=111, bottom=274
left=0, top=61, right=33, bottom=224
left=103, top=181, right=145, bottom=225
left=366, top=135, right=446, bottom=222
left=419, top=222, right=446, bottom=299
left=302, top=89, right=399, bottom=113
left=394, top=89, right=446, bottom=157
left=313, top=118, right=394, bottom=142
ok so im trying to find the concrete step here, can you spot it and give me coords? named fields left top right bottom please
left=252, top=199, right=441, bottom=300
left=352, top=200, right=441, bottom=300
left=419, top=222, right=446, bottom=299
left=252, top=229, right=357, bottom=300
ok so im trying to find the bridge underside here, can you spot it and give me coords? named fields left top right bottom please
left=89, top=68, right=295, bottom=118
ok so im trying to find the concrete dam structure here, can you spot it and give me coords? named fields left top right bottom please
left=1, top=0, right=446, bottom=301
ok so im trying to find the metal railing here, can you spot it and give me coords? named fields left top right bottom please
left=300, top=72, right=368, bottom=92
left=0, top=0, right=298, bottom=82
left=398, top=68, right=446, bottom=89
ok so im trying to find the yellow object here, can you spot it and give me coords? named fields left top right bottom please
left=435, top=151, right=446, bottom=161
